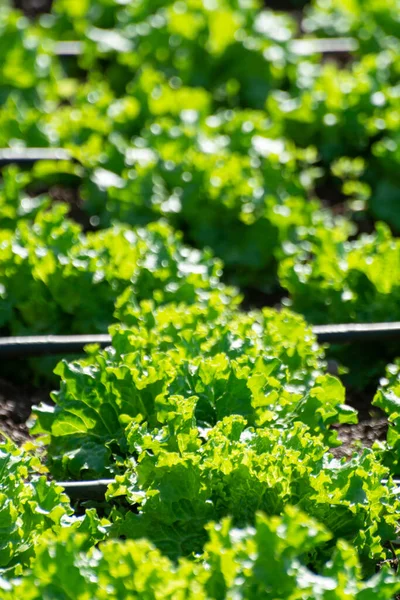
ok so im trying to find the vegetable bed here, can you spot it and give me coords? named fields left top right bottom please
left=2, top=0, right=400, bottom=597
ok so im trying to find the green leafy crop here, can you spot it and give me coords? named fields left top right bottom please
left=267, top=50, right=400, bottom=163
left=373, top=361, right=400, bottom=475
left=3, top=0, right=400, bottom=594
left=0, top=437, right=71, bottom=576
left=0, top=436, right=110, bottom=584
left=0, top=8, right=57, bottom=103
left=32, top=303, right=335, bottom=478
left=0, top=168, right=50, bottom=229
left=3, top=506, right=400, bottom=599
left=280, top=222, right=400, bottom=325
left=0, top=203, right=234, bottom=335
left=107, top=415, right=398, bottom=569
left=49, top=1, right=298, bottom=108
left=279, top=222, right=400, bottom=387
left=304, top=0, right=400, bottom=52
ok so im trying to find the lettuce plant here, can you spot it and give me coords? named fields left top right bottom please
left=280, top=222, right=400, bottom=325
left=0, top=438, right=71, bottom=575
left=373, top=360, right=400, bottom=475
left=107, top=413, right=397, bottom=568
left=31, top=301, right=355, bottom=479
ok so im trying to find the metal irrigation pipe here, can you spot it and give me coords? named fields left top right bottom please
left=59, top=479, right=113, bottom=502
left=313, top=322, right=400, bottom=344
left=0, top=148, right=72, bottom=167
left=2, top=323, right=400, bottom=359
left=54, top=41, right=84, bottom=56
left=0, top=334, right=111, bottom=358
left=59, top=476, right=400, bottom=502
left=53, top=37, right=358, bottom=58
left=0, top=147, right=150, bottom=168
left=288, top=37, right=358, bottom=56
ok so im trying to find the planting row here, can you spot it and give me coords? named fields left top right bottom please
left=3, top=298, right=400, bottom=594
left=2, top=0, right=400, bottom=595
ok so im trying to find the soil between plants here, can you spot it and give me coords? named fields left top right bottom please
left=331, top=417, right=388, bottom=459
left=0, top=378, right=51, bottom=444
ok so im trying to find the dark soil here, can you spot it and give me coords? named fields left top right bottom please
left=0, top=378, right=51, bottom=444
left=240, top=284, right=286, bottom=311
left=332, top=417, right=388, bottom=459
left=49, top=185, right=95, bottom=231
left=13, top=0, right=52, bottom=17
left=265, top=1, right=307, bottom=11
left=25, top=182, right=96, bottom=232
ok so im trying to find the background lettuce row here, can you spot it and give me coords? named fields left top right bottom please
left=3, top=0, right=400, bottom=239
left=0, top=167, right=51, bottom=229
left=267, top=49, right=400, bottom=160
left=267, top=48, right=400, bottom=234
left=45, top=0, right=301, bottom=109
left=0, top=8, right=60, bottom=103
left=304, top=0, right=400, bottom=53
left=85, top=142, right=332, bottom=290
left=0, top=202, right=235, bottom=336
left=280, top=222, right=400, bottom=326
left=4, top=0, right=400, bottom=285
left=3, top=506, right=400, bottom=600
left=278, top=222, right=400, bottom=388
left=0, top=84, right=340, bottom=291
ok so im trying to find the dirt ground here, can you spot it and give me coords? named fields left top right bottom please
left=13, top=0, right=52, bottom=17
left=0, top=378, right=51, bottom=444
